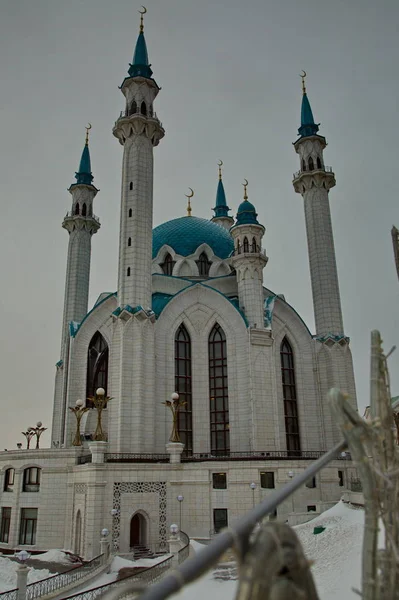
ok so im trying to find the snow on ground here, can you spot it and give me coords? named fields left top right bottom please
left=33, top=549, right=75, bottom=565
left=175, top=502, right=365, bottom=600
left=0, top=555, right=53, bottom=593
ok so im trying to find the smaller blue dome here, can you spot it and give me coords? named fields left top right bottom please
left=233, top=200, right=259, bottom=226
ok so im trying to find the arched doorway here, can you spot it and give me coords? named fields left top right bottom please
left=129, top=513, right=147, bottom=548
left=74, top=510, right=82, bottom=556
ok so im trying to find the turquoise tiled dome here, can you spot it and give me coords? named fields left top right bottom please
left=152, top=216, right=234, bottom=259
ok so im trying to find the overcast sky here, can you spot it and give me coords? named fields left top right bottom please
left=0, top=0, right=398, bottom=450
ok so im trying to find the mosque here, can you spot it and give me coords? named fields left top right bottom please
left=0, top=11, right=357, bottom=558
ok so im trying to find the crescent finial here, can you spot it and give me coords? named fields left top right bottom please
left=242, top=179, right=248, bottom=200
left=299, top=70, right=307, bottom=94
left=85, top=123, right=92, bottom=145
left=138, top=6, right=147, bottom=32
left=185, top=187, right=194, bottom=199
left=185, top=188, right=194, bottom=216
left=218, top=160, right=223, bottom=180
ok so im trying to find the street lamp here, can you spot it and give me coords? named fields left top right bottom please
left=69, top=399, right=90, bottom=446
left=15, top=550, right=30, bottom=563
left=249, top=482, right=257, bottom=508
left=162, top=393, right=187, bottom=443
left=169, top=523, right=179, bottom=537
left=30, top=422, right=47, bottom=449
left=177, top=495, right=184, bottom=530
left=88, top=388, right=112, bottom=441
left=21, top=428, right=35, bottom=450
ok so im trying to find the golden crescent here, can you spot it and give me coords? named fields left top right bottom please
left=139, top=6, right=147, bottom=14
left=300, top=70, right=306, bottom=79
left=86, top=123, right=92, bottom=130
left=242, top=179, right=248, bottom=187
left=218, top=160, right=223, bottom=167
left=185, top=188, right=194, bottom=199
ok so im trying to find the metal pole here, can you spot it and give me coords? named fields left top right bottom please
left=139, top=440, right=347, bottom=600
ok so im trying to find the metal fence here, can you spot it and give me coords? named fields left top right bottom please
left=63, top=555, right=174, bottom=600
left=0, top=589, right=17, bottom=600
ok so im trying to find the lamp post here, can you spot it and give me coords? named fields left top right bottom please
left=88, top=388, right=112, bottom=441
left=177, top=495, right=184, bottom=531
left=249, top=482, right=257, bottom=508
left=15, top=550, right=30, bottom=600
left=69, top=399, right=90, bottom=446
left=162, top=393, right=186, bottom=443
left=288, top=470, right=295, bottom=515
left=100, top=528, right=109, bottom=563
left=21, top=428, right=35, bottom=450
left=29, top=422, right=47, bottom=449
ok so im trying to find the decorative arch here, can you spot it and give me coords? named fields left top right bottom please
left=82, top=203, right=87, bottom=217
left=160, top=252, right=175, bottom=276
left=140, top=101, right=147, bottom=116
left=196, top=252, right=211, bottom=277
left=74, top=203, right=80, bottom=215
left=243, top=237, right=249, bottom=253
left=86, top=332, right=109, bottom=407
left=251, top=237, right=257, bottom=253
left=209, top=323, right=230, bottom=455
left=130, top=100, right=137, bottom=115
left=280, top=337, right=301, bottom=455
left=316, top=156, right=322, bottom=169
left=175, top=324, right=192, bottom=455
left=308, top=156, right=314, bottom=171
left=129, top=511, right=148, bottom=548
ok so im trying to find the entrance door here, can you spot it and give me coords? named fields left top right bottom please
left=130, top=514, right=141, bottom=547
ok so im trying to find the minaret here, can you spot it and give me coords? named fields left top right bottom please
left=230, top=181, right=268, bottom=327
left=292, top=73, right=344, bottom=337
left=211, top=161, right=233, bottom=230
left=60, top=126, right=100, bottom=356
left=113, top=8, right=164, bottom=309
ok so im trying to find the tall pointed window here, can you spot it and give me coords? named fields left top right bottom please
left=302, top=159, right=306, bottom=172
left=280, top=337, right=301, bottom=456
left=175, top=325, right=192, bottom=455
left=316, top=156, right=322, bottom=169
left=251, top=237, right=257, bottom=253
left=82, top=203, right=87, bottom=216
left=308, top=156, right=314, bottom=171
left=196, top=252, right=211, bottom=277
left=130, top=100, right=137, bottom=115
left=141, top=101, right=147, bottom=116
left=86, top=332, right=109, bottom=408
left=74, top=203, right=80, bottom=215
left=209, top=324, right=230, bottom=455
left=161, top=253, right=175, bottom=276
left=243, top=237, right=249, bottom=253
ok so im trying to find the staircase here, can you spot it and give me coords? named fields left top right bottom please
left=130, top=544, right=156, bottom=559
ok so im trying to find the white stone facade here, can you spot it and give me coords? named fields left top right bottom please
left=0, top=21, right=359, bottom=557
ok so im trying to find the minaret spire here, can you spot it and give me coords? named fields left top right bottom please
left=211, top=160, right=234, bottom=230
left=293, top=74, right=344, bottom=337
left=128, top=6, right=153, bottom=79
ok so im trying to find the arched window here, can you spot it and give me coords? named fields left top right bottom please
left=196, top=252, right=211, bottom=277
left=308, top=157, right=314, bottom=171
left=302, top=159, right=306, bottom=172
left=128, top=237, right=132, bottom=247
left=243, top=237, right=249, bottom=253
left=316, top=156, right=322, bottom=169
left=280, top=337, right=301, bottom=456
left=209, top=324, right=230, bottom=455
left=129, top=182, right=133, bottom=190
left=82, top=203, right=87, bottom=216
left=251, top=237, right=257, bottom=253
left=127, top=267, right=131, bottom=276
left=74, top=203, right=80, bottom=215
left=3, top=468, right=15, bottom=492
left=23, top=467, right=41, bottom=492
left=175, top=325, right=192, bottom=456
left=130, top=100, right=137, bottom=115
left=140, top=101, right=147, bottom=116
left=86, top=332, right=109, bottom=407
left=128, top=208, right=133, bottom=217
left=160, top=253, right=175, bottom=276
left=236, top=240, right=241, bottom=255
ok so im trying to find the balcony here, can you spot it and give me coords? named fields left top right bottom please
left=293, top=165, right=333, bottom=180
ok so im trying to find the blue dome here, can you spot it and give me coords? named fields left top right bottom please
left=233, top=200, right=259, bottom=226
left=152, top=216, right=234, bottom=259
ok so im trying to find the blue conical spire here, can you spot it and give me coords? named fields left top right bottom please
left=297, top=73, right=320, bottom=138
left=213, top=162, right=231, bottom=218
left=73, top=127, right=94, bottom=186
left=128, top=10, right=153, bottom=79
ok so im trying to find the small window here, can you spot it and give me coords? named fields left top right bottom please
left=0, top=508, right=11, bottom=543
left=23, top=468, right=41, bottom=492
left=141, top=101, right=147, bottom=116
left=316, top=157, right=322, bottom=169
left=306, top=476, right=316, bottom=489
left=128, top=237, right=132, bottom=247
left=4, top=468, right=15, bottom=492
left=243, top=237, right=249, bottom=253
left=82, top=203, right=87, bottom=216
left=260, top=471, right=275, bottom=489
left=302, top=159, right=306, bottom=172
left=127, top=267, right=131, bottom=276
left=307, top=505, right=317, bottom=512
left=19, top=508, right=38, bottom=545
left=129, top=182, right=133, bottom=190
left=212, top=473, right=227, bottom=490
left=160, top=253, right=175, bottom=276
left=74, top=203, right=80, bottom=215
left=196, top=252, right=211, bottom=277
left=213, top=508, right=228, bottom=533
left=338, top=470, right=344, bottom=487
left=128, top=208, right=133, bottom=218
left=251, top=237, right=257, bottom=253
left=308, top=157, right=314, bottom=171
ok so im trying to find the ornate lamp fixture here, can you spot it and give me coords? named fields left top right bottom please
left=69, top=399, right=90, bottom=446
left=87, top=388, right=112, bottom=441
left=21, top=429, right=35, bottom=450
left=162, top=392, right=186, bottom=443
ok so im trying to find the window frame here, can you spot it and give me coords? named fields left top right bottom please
left=175, top=324, right=193, bottom=456
left=3, top=468, right=15, bottom=492
left=280, top=338, right=301, bottom=456
left=260, top=471, right=275, bottom=489
left=19, top=508, right=38, bottom=545
left=209, top=324, right=230, bottom=456
left=212, top=473, right=227, bottom=490
left=22, top=467, right=41, bottom=492
left=213, top=508, right=228, bottom=533
left=0, top=508, right=11, bottom=543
